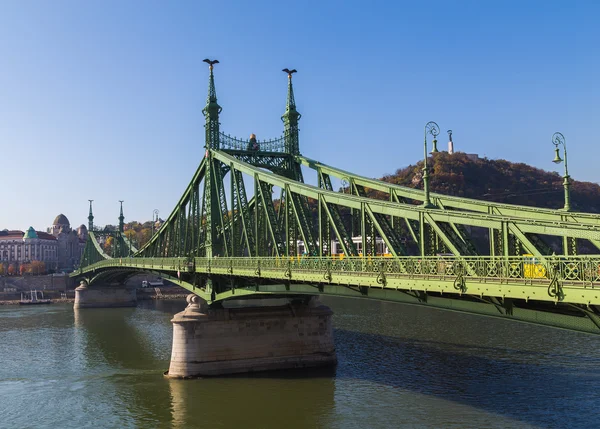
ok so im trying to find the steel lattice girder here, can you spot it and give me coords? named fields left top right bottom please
left=303, top=156, right=600, bottom=254
left=72, top=255, right=600, bottom=307
left=136, top=157, right=208, bottom=257
left=212, top=150, right=600, bottom=245
left=69, top=61, right=600, bottom=335
left=74, top=255, right=600, bottom=335
left=299, top=156, right=600, bottom=226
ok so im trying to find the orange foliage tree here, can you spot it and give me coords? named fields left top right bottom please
left=20, top=264, right=30, bottom=275
left=31, top=261, right=46, bottom=275
left=102, top=236, right=114, bottom=254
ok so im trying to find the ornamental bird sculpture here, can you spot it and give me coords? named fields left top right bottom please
left=282, top=68, right=297, bottom=76
left=203, top=59, right=219, bottom=66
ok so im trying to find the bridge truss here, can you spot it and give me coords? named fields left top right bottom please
left=73, top=63, right=600, bottom=335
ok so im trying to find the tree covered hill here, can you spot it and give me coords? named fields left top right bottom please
left=380, top=152, right=600, bottom=213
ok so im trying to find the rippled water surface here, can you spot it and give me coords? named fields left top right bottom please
left=1, top=297, right=599, bottom=428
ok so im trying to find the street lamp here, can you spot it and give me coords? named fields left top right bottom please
left=341, top=178, right=349, bottom=194
left=152, top=209, right=159, bottom=236
left=423, top=121, right=440, bottom=208
left=552, top=132, right=570, bottom=211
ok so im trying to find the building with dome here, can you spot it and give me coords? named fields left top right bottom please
left=0, top=227, right=58, bottom=271
left=0, top=214, right=87, bottom=273
left=47, top=214, right=87, bottom=270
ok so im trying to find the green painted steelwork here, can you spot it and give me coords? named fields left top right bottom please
left=422, top=121, right=439, bottom=208
left=76, top=255, right=600, bottom=304
left=88, top=200, right=94, bottom=231
left=552, top=132, right=571, bottom=212
left=298, top=156, right=600, bottom=225
left=74, top=254, right=600, bottom=334
left=71, top=62, right=600, bottom=336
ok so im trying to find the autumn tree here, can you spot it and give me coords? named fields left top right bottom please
left=137, top=228, right=152, bottom=247
left=379, top=151, right=600, bottom=212
left=20, top=264, right=30, bottom=276
left=31, top=261, right=46, bottom=275
left=7, top=264, right=15, bottom=276
left=102, top=236, right=114, bottom=254
left=99, top=220, right=156, bottom=250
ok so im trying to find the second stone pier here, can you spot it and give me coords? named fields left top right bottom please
left=74, top=281, right=137, bottom=309
left=167, top=296, right=337, bottom=378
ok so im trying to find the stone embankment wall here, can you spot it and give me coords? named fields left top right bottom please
left=1, top=274, right=72, bottom=291
left=0, top=274, right=188, bottom=304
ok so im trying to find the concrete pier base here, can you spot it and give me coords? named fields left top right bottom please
left=166, top=295, right=337, bottom=378
left=74, top=281, right=137, bottom=309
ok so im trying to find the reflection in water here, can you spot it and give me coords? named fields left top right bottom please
left=74, top=307, right=154, bottom=369
left=0, top=298, right=599, bottom=428
left=325, top=297, right=600, bottom=429
left=169, top=369, right=336, bottom=429
left=73, top=306, right=177, bottom=426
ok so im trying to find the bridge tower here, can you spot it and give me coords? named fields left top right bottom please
left=201, top=59, right=226, bottom=258
left=282, top=69, right=300, bottom=158
left=277, top=69, right=319, bottom=255
left=118, top=200, right=125, bottom=233
left=88, top=199, right=94, bottom=231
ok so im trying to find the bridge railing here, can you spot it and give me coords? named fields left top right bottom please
left=76, top=257, right=188, bottom=272
left=76, top=255, right=600, bottom=284
left=219, top=132, right=286, bottom=153
left=196, top=255, right=600, bottom=284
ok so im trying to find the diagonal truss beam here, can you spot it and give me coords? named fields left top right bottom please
left=299, top=156, right=600, bottom=226
left=213, top=150, right=600, bottom=246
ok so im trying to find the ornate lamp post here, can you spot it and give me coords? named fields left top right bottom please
left=341, top=178, right=349, bottom=194
left=423, top=121, right=440, bottom=208
left=552, top=132, right=570, bottom=211
left=152, top=209, right=159, bottom=236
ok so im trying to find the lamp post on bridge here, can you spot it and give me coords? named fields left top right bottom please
left=551, top=132, right=570, bottom=212
left=152, top=209, right=159, bottom=236
left=422, top=121, right=440, bottom=208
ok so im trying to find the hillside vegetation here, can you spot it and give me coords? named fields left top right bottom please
left=380, top=152, right=600, bottom=213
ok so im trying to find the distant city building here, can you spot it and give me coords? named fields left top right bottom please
left=47, top=214, right=87, bottom=270
left=0, top=227, right=58, bottom=269
left=0, top=214, right=87, bottom=273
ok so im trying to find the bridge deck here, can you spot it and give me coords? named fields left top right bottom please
left=76, top=256, right=600, bottom=306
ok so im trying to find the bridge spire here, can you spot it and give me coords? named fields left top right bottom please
left=118, top=200, right=125, bottom=233
left=282, top=68, right=301, bottom=155
left=202, top=59, right=221, bottom=149
left=88, top=200, right=94, bottom=231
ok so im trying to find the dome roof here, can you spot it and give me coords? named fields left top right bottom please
left=23, top=226, right=38, bottom=240
left=53, top=214, right=70, bottom=226
left=78, top=224, right=87, bottom=231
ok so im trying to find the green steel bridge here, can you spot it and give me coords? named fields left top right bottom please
left=72, top=61, right=600, bottom=335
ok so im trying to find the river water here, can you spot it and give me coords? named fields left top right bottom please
left=0, top=297, right=599, bottom=428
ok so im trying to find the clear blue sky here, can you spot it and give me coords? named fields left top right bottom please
left=1, top=0, right=598, bottom=231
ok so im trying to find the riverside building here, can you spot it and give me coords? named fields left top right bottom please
left=0, top=214, right=87, bottom=272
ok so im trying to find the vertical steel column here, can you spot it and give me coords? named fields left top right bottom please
left=318, top=194, right=323, bottom=257
left=201, top=59, right=222, bottom=258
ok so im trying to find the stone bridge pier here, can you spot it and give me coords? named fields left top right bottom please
left=166, top=295, right=337, bottom=378
left=74, top=281, right=137, bottom=309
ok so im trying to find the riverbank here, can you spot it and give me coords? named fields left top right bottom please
left=0, top=298, right=73, bottom=306
left=0, top=293, right=189, bottom=306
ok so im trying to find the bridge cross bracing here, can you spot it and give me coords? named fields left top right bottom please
left=73, top=62, right=600, bottom=335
